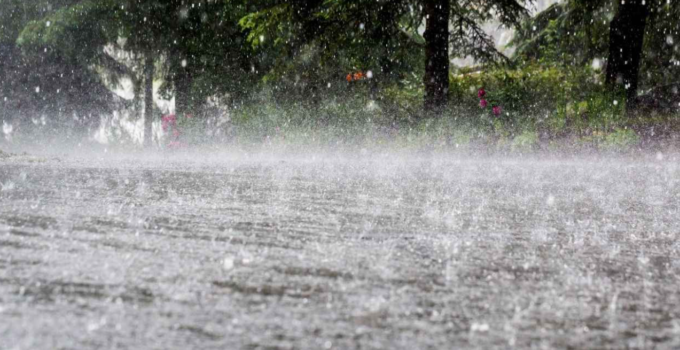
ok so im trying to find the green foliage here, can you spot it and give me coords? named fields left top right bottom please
left=511, top=130, right=539, bottom=151
left=239, top=0, right=532, bottom=103
left=451, top=65, right=599, bottom=114
left=602, top=128, right=640, bottom=150
left=17, top=0, right=121, bottom=58
left=512, top=0, right=680, bottom=91
left=208, top=92, right=646, bottom=153
left=1, top=0, right=677, bottom=153
left=0, top=0, right=81, bottom=43
left=511, top=1, right=613, bottom=66
left=1, top=0, right=116, bottom=129
left=641, top=1, right=680, bottom=88
left=238, top=0, right=425, bottom=103
left=449, top=64, right=631, bottom=136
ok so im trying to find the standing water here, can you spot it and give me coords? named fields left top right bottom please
left=1, top=151, right=679, bottom=349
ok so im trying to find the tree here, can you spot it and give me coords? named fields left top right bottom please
left=241, top=0, right=530, bottom=116
left=513, top=0, right=680, bottom=110
left=605, top=0, right=652, bottom=108
left=1, top=0, right=113, bottom=134
left=143, top=55, right=154, bottom=147
left=423, top=0, right=530, bottom=115
left=239, top=0, right=424, bottom=104
left=161, top=0, right=258, bottom=116
left=423, top=0, right=450, bottom=113
left=14, top=0, right=260, bottom=145
left=511, top=0, right=612, bottom=67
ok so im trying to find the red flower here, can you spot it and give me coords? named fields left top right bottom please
left=478, top=88, right=486, bottom=99
left=346, top=71, right=367, bottom=82
left=492, top=106, right=502, bottom=116
left=479, top=99, right=488, bottom=108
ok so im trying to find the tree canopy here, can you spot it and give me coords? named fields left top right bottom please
left=1, top=0, right=679, bottom=145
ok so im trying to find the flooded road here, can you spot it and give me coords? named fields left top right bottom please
left=1, top=152, right=680, bottom=349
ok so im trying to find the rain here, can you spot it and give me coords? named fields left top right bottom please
left=2, top=0, right=680, bottom=349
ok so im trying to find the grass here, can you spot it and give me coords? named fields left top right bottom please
left=173, top=96, right=680, bottom=154
left=4, top=86, right=679, bottom=154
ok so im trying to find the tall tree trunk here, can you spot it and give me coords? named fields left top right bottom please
left=606, top=0, right=650, bottom=109
left=169, top=44, right=192, bottom=117
left=423, top=0, right=450, bottom=115
left=143, top=54, right=154, bottom=148
left=174, top=61, right=191, bottom=117
left=133, top=75, right=142, bottom=128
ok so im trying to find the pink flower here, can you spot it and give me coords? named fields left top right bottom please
left=479, top=99, right=488, bottom=108
left=492, top=106, right=502, bottom=116
left=161, top=114, right=177, bottom=131
left=478, top=88, right=486, bottom=99
left=162, top=114, right=177, bottom=123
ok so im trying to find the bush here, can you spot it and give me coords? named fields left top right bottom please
left=449, top=64, right=626, bottom=138
left=602, top=128, right=640, bottom=150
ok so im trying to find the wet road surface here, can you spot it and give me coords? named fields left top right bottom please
left=1, top=152, right=680, bottom=349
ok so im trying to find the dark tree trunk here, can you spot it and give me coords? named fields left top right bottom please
left=606, top=0, right=651, bottom=109
left=143, top=54, right=154, bottom=148
left=423, top=0, right=450, bottom=115
left=171, top=54, right=192, bottom=117
left=133, top=73, right=142, bottom=125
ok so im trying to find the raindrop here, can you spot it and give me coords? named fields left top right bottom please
left=3, top=121, right=13, bottom=135
left=470, top=322, right=489, bottom=332
left=241, top=255, right=252, bottom=265
left=181, top=59, right=187, bottom=68
left=222, top=256, right=235, bottom=270
left=366, top=71, right=373, bottom=79
left=546, top=195, right=555, bottom=206
left=656, top=152, right=664, bottom=161
left=1, top=181, right=15, bottom=192
left=591, top=58, right=602, bottom=70
left=179, top=8, right=189, bottom=19
left=35, top=86, right=40, bottom=93
left=46, top=21, right=51, bottom=27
